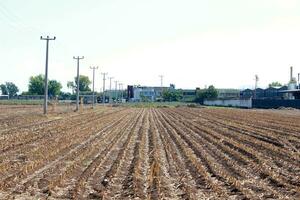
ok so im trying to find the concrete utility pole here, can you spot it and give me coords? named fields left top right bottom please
left=254, top=74, right=259, bottom=99
left=90, top=66, right=98, bottom=108
left=119, top=83, right=123, bottom=103
left=73, top=56, right=84, bottom=111
left=298, top=73, right=300, bottom=89
left=108, top=77, right=114, bottom=103
left=114, top=80, right=118, bottom=103
left=159, top=75, right=164, bottom=87
left=40, top=36, right=56, bottom=114
left=101, top=72, right=108, bottom=105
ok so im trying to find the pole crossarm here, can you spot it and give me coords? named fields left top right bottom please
left=40, top=36, right=56, bottom=41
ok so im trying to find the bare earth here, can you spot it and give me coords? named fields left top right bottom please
left=0, top=105, right=299, bottom=199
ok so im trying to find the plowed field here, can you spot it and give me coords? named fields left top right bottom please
left=0, top=105, right=299, bottom=199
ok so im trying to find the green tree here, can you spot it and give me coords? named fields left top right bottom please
left=205, top=85, right=218, bottom=99
left=48, top=80, right=62, bottom=97
left=68, top=75, right=91, bottom=92
left=195, top=85, right=218, bottom=103
left=268, top=81, right=282, bottom=87
left=162, top=89, right=183, bottom=102
left=28, top=74, right=44, bottom=95
left=67, top=81, right=75, bottom=94
left=0, top=84, right=8, bottom=95
left=0, top=82, right=19, bottom=97
left=140, top=94, right=150, bottom=102
left=28, top=74, right=62, bottom=96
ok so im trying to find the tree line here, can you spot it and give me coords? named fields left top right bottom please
left=1, top=76, right=285, bottom=102
left=0, top=74, right=92, bottom=98
left=161, top=85, right=218, bottom=103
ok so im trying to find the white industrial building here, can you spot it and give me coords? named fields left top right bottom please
left=128, top=85, right=175, bottom=102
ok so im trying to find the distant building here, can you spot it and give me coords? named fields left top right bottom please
left=240, top=86, right=300, bottom=99
left=240, top=89, right=253, bottom=98
left=254, top=88, right=265, bottom=99
left=182, top=89, right=196, bottom=102
left=264, top=87, right=279, bottom=98
left=127, top=85, right=173, bottom=102
left=217, top=89, right=240, bottom=99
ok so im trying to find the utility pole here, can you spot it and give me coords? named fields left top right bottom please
left=119, top=83, right=123, bottom=103
left=73, top=56, right=84, bottom=111
left=159, top=75, right=164, bottom=100
left=298, top=73, right=300, bottom=89
left=159, top=75, right=164, bottom=87
left=108, top=77, right=114, bottom=103
left=254, top=74, right=259, bottom=99
left=90, top=66, right=98, bottom=108
left=114, top=80, right=118, bottom=103
left=101, top=72, right=108, bottom=105
left=40, top=36, right=56, bottom=114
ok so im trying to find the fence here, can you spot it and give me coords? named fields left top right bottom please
left=204, top=98, right=300, bottom=109
left=0, top=95, right=9, bottom=100
left=203, top=99, right=252, bottom=108
left=252, top=99, right=300, bottom=109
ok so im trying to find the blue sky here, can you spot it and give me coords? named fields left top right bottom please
left=1, top=0, right=300, bottom=93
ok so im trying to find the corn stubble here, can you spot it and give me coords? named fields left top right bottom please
left=0, top=105, right=299, bottom=199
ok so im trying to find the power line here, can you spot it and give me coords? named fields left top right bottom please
left=0, top=2, right=42, bottom=33
left=40, top=36, right=56, bottom=114
left=0, top=2, right=73, bottom=60
left=73, top=56, right=84, bottom=111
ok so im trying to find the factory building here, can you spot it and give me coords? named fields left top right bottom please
left=127, top=85, right=175, bottom=102
left=240, top=67, right=300, bottom=99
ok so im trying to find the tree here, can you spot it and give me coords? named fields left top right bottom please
left=195, top=85, right=218, bottom=103
left=205, top=85, right=218, bottom=99
left=162, top=89, right=183, bottom=102
left=67, top=81, right=75, bottom=94
left=0, top=82, right=19, bottom=97
left=268, top=81, right=282, bottom=88
left=58, top=92, right=73, bottom=100
left=0, top=84, right=8, bottom=95
left=48, top=80, right=62, bottom=97
left=68, top=75, right=91, bottom=92
left=28, top=74, right=62, bottom=96
left=28, top=74, right=44, bottom=95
